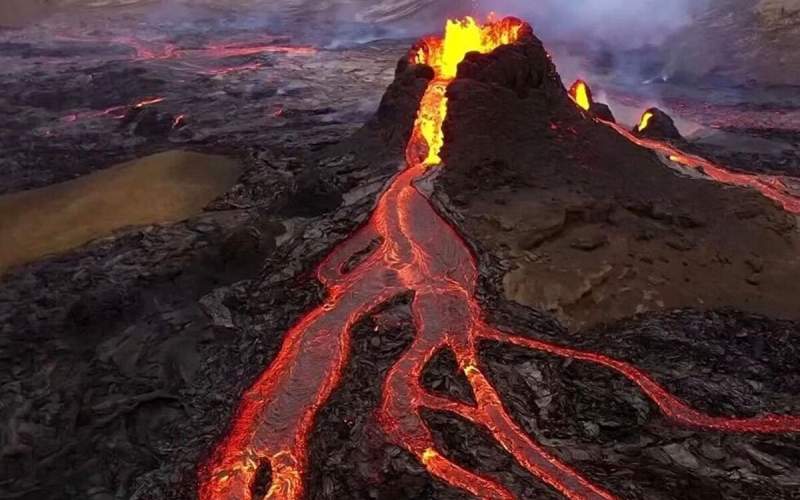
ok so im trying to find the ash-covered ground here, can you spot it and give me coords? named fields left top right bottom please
left=1, top=7, right=799, bottom=500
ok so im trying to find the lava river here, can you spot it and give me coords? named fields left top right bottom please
left=199, top=17, right=800, bottom=500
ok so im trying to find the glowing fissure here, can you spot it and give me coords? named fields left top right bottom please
left=53, top=32, right=316, bottom=61
left=200, top=18, right=800, bottom=500
left=62, top=96, right=166, bottom=124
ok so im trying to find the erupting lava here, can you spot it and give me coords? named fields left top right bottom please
left=637, top=110, right=654, bottom=132
left=200, top=17, right=800, bottom=500
left=410, top=17, right=523, bottom=166
left=569, top=80, right=592, bottom=112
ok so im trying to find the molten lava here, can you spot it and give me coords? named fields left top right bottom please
left=637, top=110, right=654, bottom=132
left=566, top=80, right=800, bottom=214
left=172, top=114, right=187, bottom=129
left=569, top=80, right=592, bottom=112
left=133, top=97, right=166, bottom=109
left=410, top=16, right=524, bottom=166
left=61, top=96, right=166, bottom=124
left=610, top=120, right=800, bottom=214
left=199, top=17, right=800, bottom=500
left=414, top=17, right=524, bottom=80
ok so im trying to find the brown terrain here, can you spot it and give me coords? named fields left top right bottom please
left=664, top=0, right=800, bottom=85
left=432, top=44, right=800, bottom=330
left=0, top=151, right=240, bottom=273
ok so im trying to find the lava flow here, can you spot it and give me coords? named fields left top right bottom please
left=613, top=113, right=800, bottom=214
left=572, top=80, right=800, bottom=215
left=199, top=17, right=800, bottom=500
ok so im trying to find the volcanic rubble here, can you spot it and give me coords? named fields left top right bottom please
left=1, top=17, right=800, bottom=500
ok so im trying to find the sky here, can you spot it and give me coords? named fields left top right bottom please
left=477, top=0, right=706, bottom=49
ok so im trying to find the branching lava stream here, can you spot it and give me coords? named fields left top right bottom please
left=199, top=17, right=800, bottom=500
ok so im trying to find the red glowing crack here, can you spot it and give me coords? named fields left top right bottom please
left=199, top=17, right=800, bottom=500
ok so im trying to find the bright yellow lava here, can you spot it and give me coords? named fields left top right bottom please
left=412, top=17, right=523, bottom=166
left=573, top=81, right=591, bottom=111
left=265, top=452, right=301, bottom=499
left=429, top=17, right=523, bottom=79
left=463, top=364, right=480, bottom=377
left=638, top=111, right=654, bottom=131
left=412, top=16, right=524, bottom=166
left=421, top=448, right=440, bottom=465
left=414, top=80, right=450, bottom=167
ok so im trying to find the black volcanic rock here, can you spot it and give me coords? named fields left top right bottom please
left=434, top=21, right=799, bottom=329
left=633, top=107, right=684, bottom=141
left=3, top=14, right=800, bottom=500
left=420, top=348, right=476, bottom=405
left=423, top=28, right=800, bottom=497
left=455, top=25, right=563, bottom=101
left=361, top=57, right=433, bottom=152
left=591, top=101, right=615, bottom=123
left=122, top=107, right=175, bottom=137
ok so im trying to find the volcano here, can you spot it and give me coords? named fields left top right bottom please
left=2, top=11, right=800, bottom=500
left=196, top=16, right=800, bottom=500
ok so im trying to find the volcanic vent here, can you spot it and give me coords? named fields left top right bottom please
left=199, top=16, right=800, bottom=500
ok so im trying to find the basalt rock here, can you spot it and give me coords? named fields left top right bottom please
left=454, top=25, right=563, bottom=101
left=633, top=107, right=684, bottom=142
left=123, top=107, right=177, bottom=137
left=590, top=101, right=615, bottom=123
left=358, top=57, right=433, bottom=153
left=2, top=12, right=800, bottom=500
left=432, top=21, right=800, bottom=340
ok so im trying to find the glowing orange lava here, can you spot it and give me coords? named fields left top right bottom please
left=199, top=18, right=800, bottom=500
left=134, top=97, right=166, bottom=108
left=637, top=110, right=654, bottom=131
left=566, top=80, right=800, bottom=214
left=569, top=80, right=592, bottom=111
left=410, top=16, right=524, bottom=166
left=61, top=96, right=166, bottom=124
left=172, top=114, right=187, bottom=129
left=604, top=119, right=800, bottom=214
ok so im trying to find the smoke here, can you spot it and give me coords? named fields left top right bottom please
left=477, top=0, right=707, bottom=49
left=260, top=0, right=712, bottom=82
left=469, top=0, right=714, bottom=128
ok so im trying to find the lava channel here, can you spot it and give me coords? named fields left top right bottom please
left=608, top=118, right=800, bottom=214
left=568, top=80, right=800, bottom=215
left=199, top=17, right=800, bottom=500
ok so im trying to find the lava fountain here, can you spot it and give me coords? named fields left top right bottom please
left=199, top=17, right=800, bottom=500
